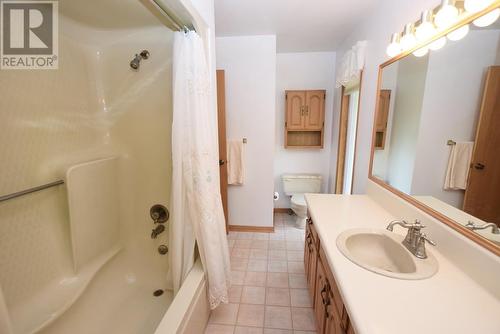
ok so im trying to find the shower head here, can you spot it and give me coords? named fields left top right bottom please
left=130, top=50, right=150, bottom=70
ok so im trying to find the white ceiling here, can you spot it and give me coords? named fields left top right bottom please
left=214, top=0, right=378, bottom=52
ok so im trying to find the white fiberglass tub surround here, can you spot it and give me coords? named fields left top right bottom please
left=0, top=0, right=210, bottom=333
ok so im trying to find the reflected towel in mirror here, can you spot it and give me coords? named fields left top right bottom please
left=444, top=142, right=474, bottom=190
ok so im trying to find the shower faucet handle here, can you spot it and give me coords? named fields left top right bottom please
left=151, top=225, right=165, bottom=239
left=150, top=204, right=169, bottom=224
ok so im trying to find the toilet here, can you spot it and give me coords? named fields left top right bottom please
left=282, top=174, right=322, bottom=229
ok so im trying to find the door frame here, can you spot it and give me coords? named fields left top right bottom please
left=216, top=70, right=229, bottom=233
left=334, top=71, right=363, bottom=194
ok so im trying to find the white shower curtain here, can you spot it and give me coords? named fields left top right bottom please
left=168, top=30, right=231, bottom=309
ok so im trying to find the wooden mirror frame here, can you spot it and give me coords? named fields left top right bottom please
left=368, top=2, right=500, bottom=257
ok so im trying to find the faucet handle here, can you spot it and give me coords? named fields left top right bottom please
left=420, top=233, right=436, bottom=246
left=411, top=219, right=425, bottom=229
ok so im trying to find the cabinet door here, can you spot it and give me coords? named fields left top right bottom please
left=304, top=90, right=325, bottom=130
left=305, top=226, right=318, bottom=303
left=376, top=89, right=390, bottom=130
left=286, top=91, right=306, bottom=130
left=304, top=225, right=311, bottom=283
left=324, top=288, right=345, bottom=334
left=313, top=261, right=328, bottom=334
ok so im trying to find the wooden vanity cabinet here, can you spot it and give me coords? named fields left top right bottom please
left=304, top=217, right=356, bottom=334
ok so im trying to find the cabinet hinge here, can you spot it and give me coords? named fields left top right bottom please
left=285, top=122, right=287, bottom=128
left=286, top=93, right=288, bottom=100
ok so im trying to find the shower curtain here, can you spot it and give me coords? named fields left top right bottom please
left=169, top=30, right=231, bottom=309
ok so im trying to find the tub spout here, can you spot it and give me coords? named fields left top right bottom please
left=151, top=225, right=165, bottom=239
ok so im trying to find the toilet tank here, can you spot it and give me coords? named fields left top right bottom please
left=281, top=174, right=322, bottom=196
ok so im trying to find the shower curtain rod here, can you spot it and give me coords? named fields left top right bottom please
left=150, top=0, right=193, bottom=32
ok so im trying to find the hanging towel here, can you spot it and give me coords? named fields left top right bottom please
left=444, top=142, right=474, bottom=190
left=227, top=140, right=245, bottom=185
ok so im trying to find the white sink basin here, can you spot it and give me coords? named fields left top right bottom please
left=336, top=228, right=438, bottom=280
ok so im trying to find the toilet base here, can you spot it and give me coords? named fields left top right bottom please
left=295, top=215, right=306, bottom=229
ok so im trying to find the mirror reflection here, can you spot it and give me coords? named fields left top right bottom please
left=372, top=25, right=500, bottom=246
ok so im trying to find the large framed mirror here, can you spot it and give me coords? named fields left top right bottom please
left=369, top=2, right=500, bottom=256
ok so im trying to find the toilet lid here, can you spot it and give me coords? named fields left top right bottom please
left=291, top=194, right=306, bottom=207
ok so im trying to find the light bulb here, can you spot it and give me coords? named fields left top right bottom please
left=416, top=10, right=437, bottom=42
left=416, top=22, right=436, bottom=41
left=400, top=23, right=417, bottom=50
left=386, top=33, right=402, bottom=57
left=429, top=37, right=447, bottom=50
left=435, top=1, right=459, bottom=28
left=473, top=8, right=500, bottom=27
left=386, top=43, right=401, bottom=57
left=464, top=0, right=494, bottom=13
left=413, top=47, right=429, bottom=57
left=447, top=24, right=470, bottom=41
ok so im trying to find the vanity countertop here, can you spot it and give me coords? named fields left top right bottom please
left=305, top=193, right=500, bottom=334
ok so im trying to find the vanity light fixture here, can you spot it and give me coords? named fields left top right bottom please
left=435, top=0, right=459, bottom=28
left=385, top=0, right=499, bottom=59
left=464, top=0, right=495, bottom=12
left=429, top=36, right=447, bottom=50
left=473, top=7, right=500, bottom=26
left=447, top=23, right=470, bottom=40
left=416, top=10, right=437, bottom=41
left=413, top=47, right=429, bottom=57
left=400, top=23, right=417, bottom=50
left=386, top=33, right=402, bottom=57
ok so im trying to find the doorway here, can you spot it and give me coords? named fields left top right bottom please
left=335, top=76, right=362, bottom=194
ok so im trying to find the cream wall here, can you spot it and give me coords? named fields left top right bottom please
left=215, top=35, right=277, bottom=228
left=329, top=0, right=439, bottom=194
left=385, top=55, right=428, bottom=193
left=274, top=52, right=336, bottom=208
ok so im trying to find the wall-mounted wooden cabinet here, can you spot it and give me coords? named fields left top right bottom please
left=374, top=89, right=391, bottom=149
left=305, top=218, right=356, bottom=334
left=285, top=90, right=326, bottom=148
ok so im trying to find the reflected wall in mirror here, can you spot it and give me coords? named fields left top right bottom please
left=371, top=20, right=500, bottom=253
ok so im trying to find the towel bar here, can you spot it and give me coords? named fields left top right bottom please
left=0, top=180, right=64, bottom=203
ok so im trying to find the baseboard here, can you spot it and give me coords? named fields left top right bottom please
left=274, top=208, right=291, bottom=213
left=228, top=225, right=274, bottom=233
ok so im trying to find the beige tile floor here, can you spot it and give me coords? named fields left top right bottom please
left=205, top=213, right=317, bottom=334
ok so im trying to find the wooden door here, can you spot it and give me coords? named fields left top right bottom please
left=313, top=260, right=327, bottom=334
left=286, top=91, right=306, bottom=130
left=305, top=90, right=326, bottom=130
left=216, top=70, right=229, bottom=232
left=463, top=66, right=500, bottom=226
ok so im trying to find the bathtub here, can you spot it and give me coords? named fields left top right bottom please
left=35, top=250, right=208, bottom=334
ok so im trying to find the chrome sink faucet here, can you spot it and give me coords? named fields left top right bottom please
left=386, top=219, right=436, bottom=259
left=465, top=221, right=500, bottom=234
